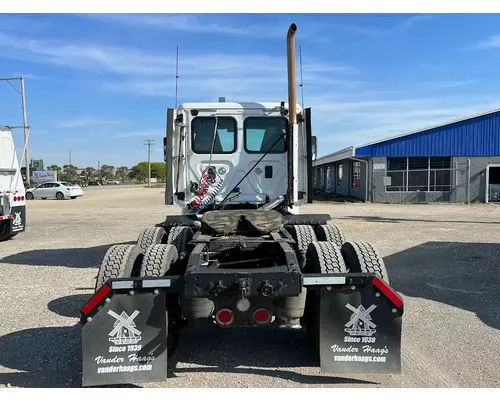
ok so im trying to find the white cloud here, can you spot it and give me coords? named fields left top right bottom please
left=86, top=14, right=263, bottom=36
left=475, top=34, right=500, bottom=49
left=54, top=115, right=123, bottom=129
left=307, top=93, right=500, bottom=156
left=394, top=15, right=435, bottom=31
left=1, top=24, right=493, bottom=162
left=0, top=31, right=172, bottom=76
left=83, top=14, right=319, bottom=40
left=325, top=14, right=436, bottom=38
left=0, top=30, right=353, bottom=91
left=108, top=130, right=163, bottom=139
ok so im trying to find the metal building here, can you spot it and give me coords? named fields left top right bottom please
left=313, top=108, right=500, bottom=203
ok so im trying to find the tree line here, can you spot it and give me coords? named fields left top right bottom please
left=46, top=162, right=167, bottom=183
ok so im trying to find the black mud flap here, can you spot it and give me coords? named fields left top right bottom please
left=81, top=287, right=169, bottom=387
left=10, top=205, right=26, bottom=233
left=318, top=282, right=403, bottom=374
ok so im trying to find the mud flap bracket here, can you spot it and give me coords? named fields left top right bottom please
left=318, top=283, right=402, bottom=374
left=81, top=286, right=169, bottom=387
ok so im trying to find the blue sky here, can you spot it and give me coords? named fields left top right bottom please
left=1, top=13, right=500, bottom=168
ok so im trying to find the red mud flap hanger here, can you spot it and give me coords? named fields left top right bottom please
left=303, top=273, right=404, bottom=374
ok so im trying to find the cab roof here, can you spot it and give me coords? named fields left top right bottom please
left=177, top=101, right=303, bottom=113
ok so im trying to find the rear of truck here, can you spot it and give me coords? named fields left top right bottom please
left=79, top=22, right=404, bottom=387
left=0, top=127, right=27, bottom=241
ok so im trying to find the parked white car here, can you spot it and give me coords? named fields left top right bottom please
left=25, top=181, right=84, bottom=200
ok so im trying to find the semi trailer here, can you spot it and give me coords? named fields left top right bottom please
left=0, top=126, right=27, bottom=242
left=81, top=23, right=403, bottom=387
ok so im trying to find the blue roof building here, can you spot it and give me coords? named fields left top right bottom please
left=313, top=108, right=500, bottom=203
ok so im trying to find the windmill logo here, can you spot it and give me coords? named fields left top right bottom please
left=344, top=303, right=377, bottom=337
left=13, top=213, right=22, bottom=228
left=107, top=310, right=142, bottom=345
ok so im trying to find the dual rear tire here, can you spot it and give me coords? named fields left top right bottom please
left=94, top=225, right=195, bottom=358
left=302, top=236, right=389, bottom=355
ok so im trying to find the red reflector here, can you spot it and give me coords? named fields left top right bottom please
left=216, top=309, right=233, bottom=325
left=253, top=308, right=271, bottom=323
left=373, top=277, right=403, bottom=309
left=81, top=284, right=111, bottom=316
left=21, top=196, right=24, bottom=201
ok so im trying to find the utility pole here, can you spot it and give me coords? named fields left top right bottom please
left=69, top=148, right=72, bottom=165
left=144, top=139, right=155, bottom=187
left=0, top=76, right=30, bottom=185
left=20, top=77, right=29, bottom=186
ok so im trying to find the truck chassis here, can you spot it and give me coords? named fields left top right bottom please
left=81, top=210, right=403, bottom=387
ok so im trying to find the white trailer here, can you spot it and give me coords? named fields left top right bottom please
left=0, top=126, right=27, bottom=241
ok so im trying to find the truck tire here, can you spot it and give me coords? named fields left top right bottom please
left=94, top=244, right=143, bottom=292
left=314, top=224, right=345, bottom=247
left=287, top=224, right=317, bottom=252
left=167, top=226, right=193, bottom=255
left=139, top=244, right=178, bottom=277
left=137, top=227, right=167, bottom=252
left=341, top=241, right=390, bottom=284
left=138, top=244, right=181, bottom=358
left=304, top=241, right=348, bottom=353
left=0, top=221, right=11, bottom=242
left=305, top=241, right=348, bottom=274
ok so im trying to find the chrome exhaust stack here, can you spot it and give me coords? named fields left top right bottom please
left=286, top=23, right=299, bottom=211
left=287, top=23, right=297, bottom=125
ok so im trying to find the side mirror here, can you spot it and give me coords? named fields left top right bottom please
left=311, top=136, right=317, bottom=161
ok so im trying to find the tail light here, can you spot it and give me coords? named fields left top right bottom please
left=253, top=308, right=271, bottom=324
left=215, top=308, right=234, bottom=326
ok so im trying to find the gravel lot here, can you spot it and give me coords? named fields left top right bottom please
left=1, top=185, right=499, bottom=388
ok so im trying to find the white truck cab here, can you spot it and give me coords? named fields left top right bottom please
left=164, top=101, right=315, bottom=216
left=0, top=126, right=27, bottom=241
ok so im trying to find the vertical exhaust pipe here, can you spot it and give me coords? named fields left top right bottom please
left=286, top=23, right=299, bottom=213
left=287, top=23, right=297, bottom=124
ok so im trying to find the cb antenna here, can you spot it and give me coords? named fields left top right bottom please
left=299, top=44, right=305, bottom=111
left=175, top=45, right=179, bottom=109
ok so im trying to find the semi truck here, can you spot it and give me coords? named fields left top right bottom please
left=80, top=23, right=403, bottom=387
left=0, top=126, right=27, bottom=241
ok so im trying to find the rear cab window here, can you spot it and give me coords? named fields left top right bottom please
left=244, top=117, right=287, bottom=153
left=191, top=116, right=237, bottom=154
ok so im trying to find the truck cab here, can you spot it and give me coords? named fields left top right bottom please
left=164, top=101, right=315, bottom=215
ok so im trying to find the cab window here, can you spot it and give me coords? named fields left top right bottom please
left=244, top=117, right=287, bottom=153
left=191, top=117, right=237, bottom=154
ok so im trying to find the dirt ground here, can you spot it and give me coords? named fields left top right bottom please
left=0, top=185, right=499, bottom=388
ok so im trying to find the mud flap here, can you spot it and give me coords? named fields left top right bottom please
left=10, top=205, right=26, bottom=233
left=318, top=284, right=402, bottom=374
left=81, top=289, right=169, bottom=386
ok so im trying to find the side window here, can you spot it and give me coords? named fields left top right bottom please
left=191, top=117, right=237, bottom=154
left=244, top=117, right=287, bottom=153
